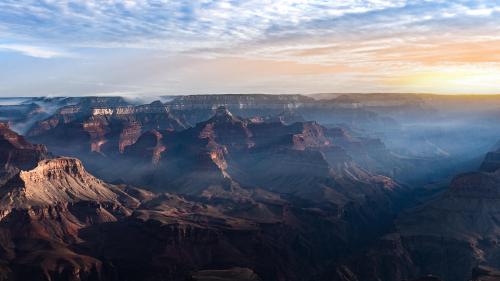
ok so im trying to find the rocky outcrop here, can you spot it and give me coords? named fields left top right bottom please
left=164, top=94, right=398, bottom=130
left=0, top=122, right=48, bottom=185
left=27, top=101, right=187, bottom=156
left=60, top=96, right=130, bottom=108
left=167, top=94, right=313, bottom=111
left=291, top=122, right=330, bottom=150
left=0, top=134, right=143, bottom=281
left=0, top=156, right=110, bottom=280
left=115, top=107, right=402, bottom=216
left=124, top=129, right=166, bottom=164
left=0, top=158, right=125, bottom=211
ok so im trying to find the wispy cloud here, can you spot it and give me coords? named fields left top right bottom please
left=0, top=44, right=71, bottom=58
left=1, top=0, right=500, bottom=95
left=1, top=0, right=500, bottom=59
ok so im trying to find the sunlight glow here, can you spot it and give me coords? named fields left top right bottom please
left=393, top=67, right=500, bottom=94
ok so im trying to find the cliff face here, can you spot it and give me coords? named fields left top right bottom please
left=163, top=94, right=398, bottom=130
left=116, top=107, right=399, bottom=204
left=0, top=122, right=47, bottom=153
left=336, top=146, right=500, bottom=281
left=27, top=101, right=187, bottom=156
left=0, top=134, right=119, bottom=280
left=0, top=158, right=123, bottom=210
left=0, top=133, right=142, bottom=281
left=0, top=122, right=48, bottom=185
left=166, top=94, right=314, bottom=110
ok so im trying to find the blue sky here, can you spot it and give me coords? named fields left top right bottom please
left=1, top=0, right=500, bottom=96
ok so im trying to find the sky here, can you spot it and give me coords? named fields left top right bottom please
left=1, top=0, right=500, bottom=97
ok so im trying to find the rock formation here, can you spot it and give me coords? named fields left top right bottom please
left=27, top=100, right=187, bottom=156
left=0, top=122, right=48, bottom=185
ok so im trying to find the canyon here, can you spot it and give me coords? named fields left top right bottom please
left=1, top=94, right=500, bottom=281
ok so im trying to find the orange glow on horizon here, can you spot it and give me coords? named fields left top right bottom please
left=387, top=67, right=500, bottom=95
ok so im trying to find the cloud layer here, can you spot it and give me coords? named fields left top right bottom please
left=1, top=0, right=500, bottom=95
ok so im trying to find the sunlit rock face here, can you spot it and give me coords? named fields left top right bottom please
left=2, top=158, right=119, bottom=208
